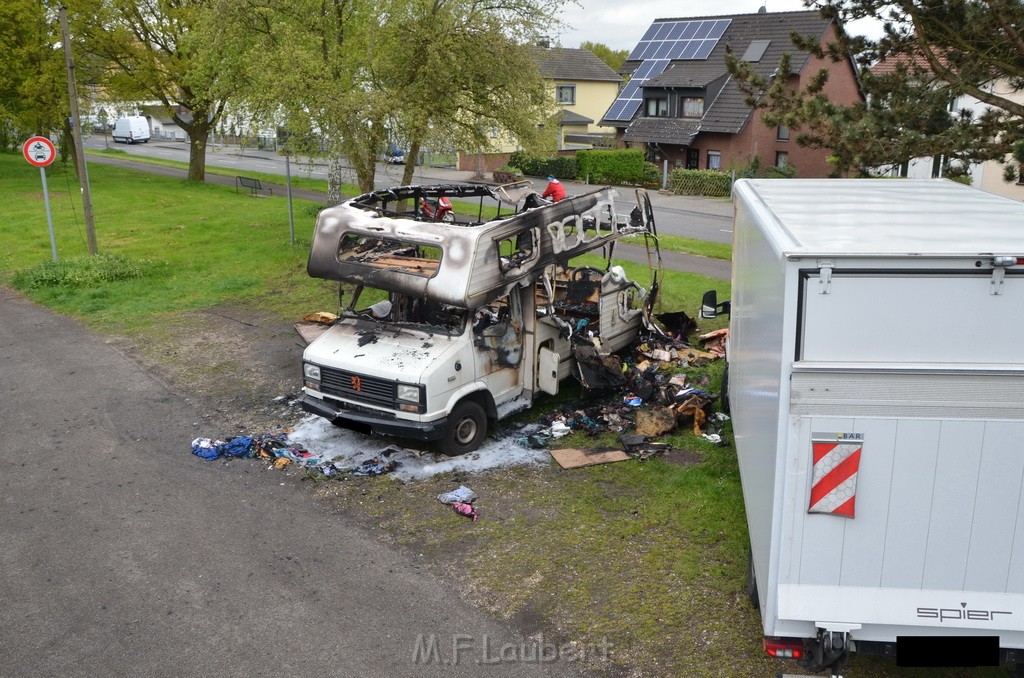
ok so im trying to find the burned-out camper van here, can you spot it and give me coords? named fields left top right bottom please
left=299, top=184, right=660, bottom=454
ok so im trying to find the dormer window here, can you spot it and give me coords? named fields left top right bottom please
left=645, top=98, right=668, bottom=117
left=681, top=97, right=704, bottom=118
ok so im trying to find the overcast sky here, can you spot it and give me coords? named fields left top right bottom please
left=554, top=0, right=879, bottom=52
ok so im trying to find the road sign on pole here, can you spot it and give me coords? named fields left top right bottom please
left=23, top=136, right=56, bottom=167
left=23, top=137, right=59, bottom=261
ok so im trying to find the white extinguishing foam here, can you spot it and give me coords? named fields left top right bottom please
left=286, top=415, right=549, bottom=482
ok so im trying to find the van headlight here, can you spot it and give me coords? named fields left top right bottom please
left=397, top=384, right=421, bottom=403
left=303, top=363, right=322, bottom=391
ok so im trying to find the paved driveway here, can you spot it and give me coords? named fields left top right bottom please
left=0, top=290, right=578, bottom=678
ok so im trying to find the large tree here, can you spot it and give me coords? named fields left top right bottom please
left=580, top=41, right=628, bottom=73
left=379, top=0, right=561, bottom=187
left=210, top=0, right=560, bottom=197
left=727, top=0, right=1024, bottom=177
left=0, top=0, right=67, bottom=152
left=72, top=0, right=240, bottom=181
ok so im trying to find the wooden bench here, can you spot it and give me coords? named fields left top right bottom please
left=236, top=176, right=272, bottom=197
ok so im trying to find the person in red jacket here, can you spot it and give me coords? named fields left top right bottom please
left=541, top=176, right=567, bottom=202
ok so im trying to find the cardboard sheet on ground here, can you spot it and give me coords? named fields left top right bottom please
left=294, top=322, right=331, bottom=345
left=550, top=447, right=630, bottom=469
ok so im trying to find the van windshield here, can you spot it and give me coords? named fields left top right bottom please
left=346, top=293, right=467, bottom=335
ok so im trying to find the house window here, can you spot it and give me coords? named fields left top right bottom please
left=645, top=98, right=668, bottom=117
left=777, top=124, right=790, bottom=141
left=681, top=97, right=704, bottom=118
left=775, top=151, right=789, bottom=168
left=687, top=148, right=699, bottom=169
left=556, top=85, right=576, bottom=105
left=707, top=151, right=722, bottom=170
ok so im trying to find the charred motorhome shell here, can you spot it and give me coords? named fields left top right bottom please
left=307, top=184, right=651, bottom=309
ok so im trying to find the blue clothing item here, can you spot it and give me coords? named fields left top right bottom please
left=191, top=437, right=224, bottom=460
left=351, top=458, right=398, bottom=476
left=221, top=436, right=254, bottom=457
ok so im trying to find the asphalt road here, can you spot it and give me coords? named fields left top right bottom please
left=0, top=290, right=580, bottom=678
left=83, top=138, right=733, bottom=282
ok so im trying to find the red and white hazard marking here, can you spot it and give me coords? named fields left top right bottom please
left=808, top=435, right=863, bottom=518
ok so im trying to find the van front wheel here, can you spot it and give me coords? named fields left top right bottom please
left=441, top=400, right=486, bottom=456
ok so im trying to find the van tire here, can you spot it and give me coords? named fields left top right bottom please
left=440, top=400, right=486, bottom=456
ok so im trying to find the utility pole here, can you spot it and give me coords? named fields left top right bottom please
left=59, top=5, right=98, bottom=256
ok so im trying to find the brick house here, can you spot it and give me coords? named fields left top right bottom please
left=601, top=10, right=863, bottom=177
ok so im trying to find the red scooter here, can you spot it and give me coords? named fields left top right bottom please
left=420, top=195, right=455, bottom=222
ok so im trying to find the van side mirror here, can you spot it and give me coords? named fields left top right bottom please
left=701, top=290, right=731, bottom=319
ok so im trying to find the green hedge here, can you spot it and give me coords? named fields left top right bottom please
left=575, top=149, right=647, bottom=185
left=508, top=152, right=577, bottom=180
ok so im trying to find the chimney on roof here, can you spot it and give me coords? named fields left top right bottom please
left=758, top=4, right=767, bottom=12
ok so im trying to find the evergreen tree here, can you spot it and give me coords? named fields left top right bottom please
left=727, top=1, right=1024, bottom=178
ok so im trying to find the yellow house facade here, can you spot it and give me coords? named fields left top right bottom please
left=458, top=46, right=622, bottom=170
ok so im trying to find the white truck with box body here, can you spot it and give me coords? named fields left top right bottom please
left=299, top=184, right=660, bottom=455
left=702, top=179, right=1024, bottom=675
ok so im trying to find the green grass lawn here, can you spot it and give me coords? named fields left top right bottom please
left=85, top=149, right=734, bottom=262
left=3, top=153, right=729, bottom=331
left=2, top=153, right=335, bottom=331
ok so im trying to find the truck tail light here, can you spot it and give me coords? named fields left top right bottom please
left=764, top=637, right=804, bottom=659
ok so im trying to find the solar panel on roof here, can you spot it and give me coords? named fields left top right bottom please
left=612, top=18, right=732, bottom=121
left=693, top=40, right=717, bottom=60
left=619, top=100, right=642, bottom=120
left=632, top=18, right=732, bottom=62
left=603, top=59, right=670, bottom=121
left=707, top=19, right=729, bottom=39
left=697, top=20, right=721, bottom=39
left=679, top=41, right=700, bottom=59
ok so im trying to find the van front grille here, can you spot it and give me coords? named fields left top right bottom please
left=319, top=366, right=397, bottom=410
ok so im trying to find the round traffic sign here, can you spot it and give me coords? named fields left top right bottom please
left=23, top=136, right=56, bottom=167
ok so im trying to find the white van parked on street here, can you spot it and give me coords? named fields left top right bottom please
left=111, top=116, right=150, bottom=144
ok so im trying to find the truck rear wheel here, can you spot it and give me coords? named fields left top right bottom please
left=440, top=400, right=486, bottom=456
